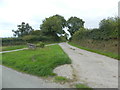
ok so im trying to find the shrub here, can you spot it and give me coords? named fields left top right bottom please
left=36, top=42, right=45, bottom=48
left=22, top=35, right=39, bottom=43
left=2, top=38, right=25, bottom=46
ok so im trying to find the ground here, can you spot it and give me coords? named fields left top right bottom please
left=1, top=42, right=119, bottom=88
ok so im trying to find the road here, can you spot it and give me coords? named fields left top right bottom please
left=59, top=42, right=118, bottom=88
left=2, top=65, right=69, bottom=88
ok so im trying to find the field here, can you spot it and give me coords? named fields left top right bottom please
left=2, top=45, right=71, bottom=76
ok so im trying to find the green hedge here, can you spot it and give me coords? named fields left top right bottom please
left=2, top=38, right=25, bottom=46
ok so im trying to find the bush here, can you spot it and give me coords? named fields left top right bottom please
left=2, top=38, right=25, bottom=46
left=22, top=35, right=40, bottom=43
left=36, top=42, right=45, bottom=48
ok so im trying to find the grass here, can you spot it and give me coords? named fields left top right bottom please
left=54, top=76, right=69, bottom=83
left=2, top=45, right=71, bottom=76
left=0, top=53, right=1, bottom=65
left=75, top=83, right=92, bottom=89
left=69, top=42, right=119, bottom=60
left=2, top=45, right=26, bottom=51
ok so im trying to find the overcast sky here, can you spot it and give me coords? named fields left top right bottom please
left=0, top=0, right=119, bottom=37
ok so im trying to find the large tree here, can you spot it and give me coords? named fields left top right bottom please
left=67, top=17, right=85, bottom=36
left=40, top=14, right=66, bottom=41
left=99, top=17, right=118, bottom=39
left=12, top=22, right=34, bottom=37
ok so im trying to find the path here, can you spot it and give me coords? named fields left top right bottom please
left=59, top=42, right=118, bottom=88
left=0, top=48, right=28, bottom=54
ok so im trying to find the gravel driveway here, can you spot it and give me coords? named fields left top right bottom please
left=59, top=42, right=118, bottom=88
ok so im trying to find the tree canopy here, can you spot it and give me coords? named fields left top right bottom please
left=67, top=16, right=85, bottom=36
left=40, top=14, right=66, bottom=41
left=12, top=22, right=34, bottom=37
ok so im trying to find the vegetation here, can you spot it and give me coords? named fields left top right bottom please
left=67, top=16, right=85, bottom=36
left=72, top=17, right=118, bottom=41
left=69, top=42, right=119, bottom=60
left=54, top=76, right=69, bottom=83
left=40, top=14, right=66, bottom=41
left=75, top=83, right=92, bottom=89
left=2, top=15, right=119, bottom=61
left=70, top=17, right=119, bottom=60
left=2, top=45, right=71, bottom=76
left=12, top=22, right=34, bottom=37
left=36, top=42, right=45, bottom=48
left=0, top=54, right=1, bottom=65
left=2, top=38, right=25, bottom=46
left=2, top=45, right=26, bottom=51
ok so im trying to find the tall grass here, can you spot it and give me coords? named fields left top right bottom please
left=2, top=45, right=71, bottom=76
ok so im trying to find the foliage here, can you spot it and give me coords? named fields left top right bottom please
left=69, top=42, right=119, bottom=60
left=2, top=45, right=26, bottom=51
left=2, top=38, right=25, bottom=46
left=72, top=28, right=88, bottom=40
left=99, top=17, right=118, bottom=39
left=67, top=16, right=85, bottom=36
left=36, top=42, right=45, bottom=48
left=2, top=45, right=71, bottom=76
left=29, top=30, right=42, bottom=36
left=40, top=14, right=66, bottom=41
left=72, top=17, right=118, bottom=41
left=22, top=35, right=39, bottom=43
left=12, top=22, right=34, bottom=37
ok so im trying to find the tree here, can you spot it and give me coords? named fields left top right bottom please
left=99, top=17, right=118, bottom=39
left=12, top=22, right=34, bottom=37
left=40, top=14, right=66, bottom=41
left=67, top=17, right=85, bottom=36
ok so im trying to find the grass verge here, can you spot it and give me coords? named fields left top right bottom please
left=2, top=45, right=71, bottom=76
left=69, top=42, right=119, bottom=60
left=2, top=45, right=26, bottom=51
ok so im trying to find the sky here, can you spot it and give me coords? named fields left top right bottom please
left=0, top=0, right=119, bottom=37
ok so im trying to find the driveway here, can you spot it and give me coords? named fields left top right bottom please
left=59, top=42, right=118, bottom=88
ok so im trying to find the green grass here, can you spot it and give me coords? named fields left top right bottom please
left=2, top=45, right=71, bottom=76
left=54, top=76, right=69, bottom=83
left=0, top=53, right=2, bottom=65
left=2, top=45, right=26, bottom=51
left=75, top=83, right=92, bottom=89
left=69, top=42, right=119, bottom=60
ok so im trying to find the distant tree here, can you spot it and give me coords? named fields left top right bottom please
left=67, top=17, right=85, bottom=36
left=12, top=22, right=34, bottom=37
left=99, top=17, right=118, bottom=39
left=40, top=14, right=66, bottom=41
